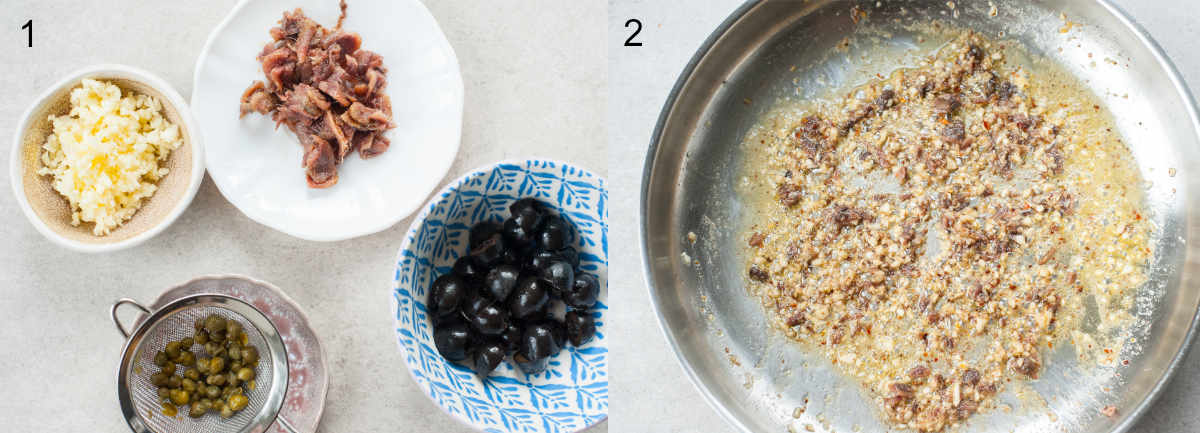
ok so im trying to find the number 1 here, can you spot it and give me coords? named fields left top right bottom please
left=22, top=20, right=31, bottom=47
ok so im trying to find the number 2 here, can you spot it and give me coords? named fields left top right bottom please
left=22, top=20, right=31, bottom=47
left=624, top=19, right=643, bottom=47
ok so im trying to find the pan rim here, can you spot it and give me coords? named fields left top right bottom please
left=638, top=1, right=1200, bottom=432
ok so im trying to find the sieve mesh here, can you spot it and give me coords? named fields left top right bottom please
left=123, top=305, right=279, bottom=433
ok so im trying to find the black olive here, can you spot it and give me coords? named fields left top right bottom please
left=439, top=196, right=590, bottom=376
left=502, top=217, right=534, bottom=247
left=526, top=249, right=559, bottom=272
left=500, top=245, right=523, bottom=265
left=521, top=322, right=560, bottom=361
left=541, top=261, right=575, bottom=295
left=469, top=220, right=502, bottom=250
left=508, top=197, right=545, bottom=218
left=462, top=293, right=490, bottom=320
left=509, top=277, right=550, bottom=319
left=469, top=301, right=509, bottom=336
left=433, top=320, right=472, bottom=361
left=564, top=310, right=596, bottom=346
left=430, top=310, right=450, bottom=327
left=537, top=217, right=568, bottom=251
left=499, top=322, right=522, bottom=355
left=429, top=274, right=466, bottom=318
left=564, top=273, right=599, bottom=309
left=452, top=255, right=485, bottom=284
left=472, top=340, right=506, bottom=377
left=513, top=353, right=548, bottom=375
left=542, top=318, right=566, bottom=352
left=509, top=198, right=546, bottom=231
left=558, top=246, right=580, bottom=269
left=470, top=233, right=505, bottom=267
left=512, top=205, right=543, bottom=233
left=484, top=264, right=520, bottom=301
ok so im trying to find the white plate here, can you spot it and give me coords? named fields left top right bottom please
left=192, top=0, right=463, bottom=241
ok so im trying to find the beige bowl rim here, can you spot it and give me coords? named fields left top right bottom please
left=8, top=63, right=205, bottom=253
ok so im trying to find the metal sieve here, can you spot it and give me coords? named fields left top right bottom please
left=111, top=294, right=299, bottom=433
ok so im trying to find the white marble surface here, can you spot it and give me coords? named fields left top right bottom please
left=0, top=0, right=605, bottom=432
left=606, top=0, right=1200, bottom=432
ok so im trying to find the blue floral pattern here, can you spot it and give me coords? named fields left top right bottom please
left=394, top=160, right=608, bottom=432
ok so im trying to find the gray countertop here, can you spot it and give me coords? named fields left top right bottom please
left=0, top=1, right=605, bottom=431
left=606, top=0, right=1199, bottom=432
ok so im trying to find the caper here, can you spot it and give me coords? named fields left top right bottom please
left=169, top=388, right=190, bottom=406
left=241, top=346, right=259, bottom=366
left=227, top=321, right=243, bottom=339
left=148, top=315, right=262, bottom=422
left=228, top=394, right=249, bottom=411
left=151, top=372, right=169, bottom=387
left=177, top=351, right=195, bottom=366
left=162, top=402, right=178, bottom=417
left=204, top=315, right=227, bottom=334
left=181, top=378, right=197, bottom=392
left=209, top=356, right=226, bottom=374
left=165, top=341, right=182, bottom=359
left=188, top=400, right=210, bottom=418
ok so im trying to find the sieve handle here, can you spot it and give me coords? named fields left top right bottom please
left=111, top=298, right=150, bottom=339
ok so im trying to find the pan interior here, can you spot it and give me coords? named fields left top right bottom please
left=642, top=1, right=1197, bottom=432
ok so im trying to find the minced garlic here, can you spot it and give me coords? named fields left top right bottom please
left=37, top=79, right=181, bottom=235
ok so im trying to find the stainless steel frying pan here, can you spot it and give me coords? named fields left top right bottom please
left=640, top=1, right=1200, bottom=432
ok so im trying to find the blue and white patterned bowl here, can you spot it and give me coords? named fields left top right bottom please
left=393, top=159, right=608, bottom=433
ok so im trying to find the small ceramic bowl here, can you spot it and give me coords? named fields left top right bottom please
left=10, top=64, right=204, bottom=253
left=393, top=159, right=608, bottom=433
